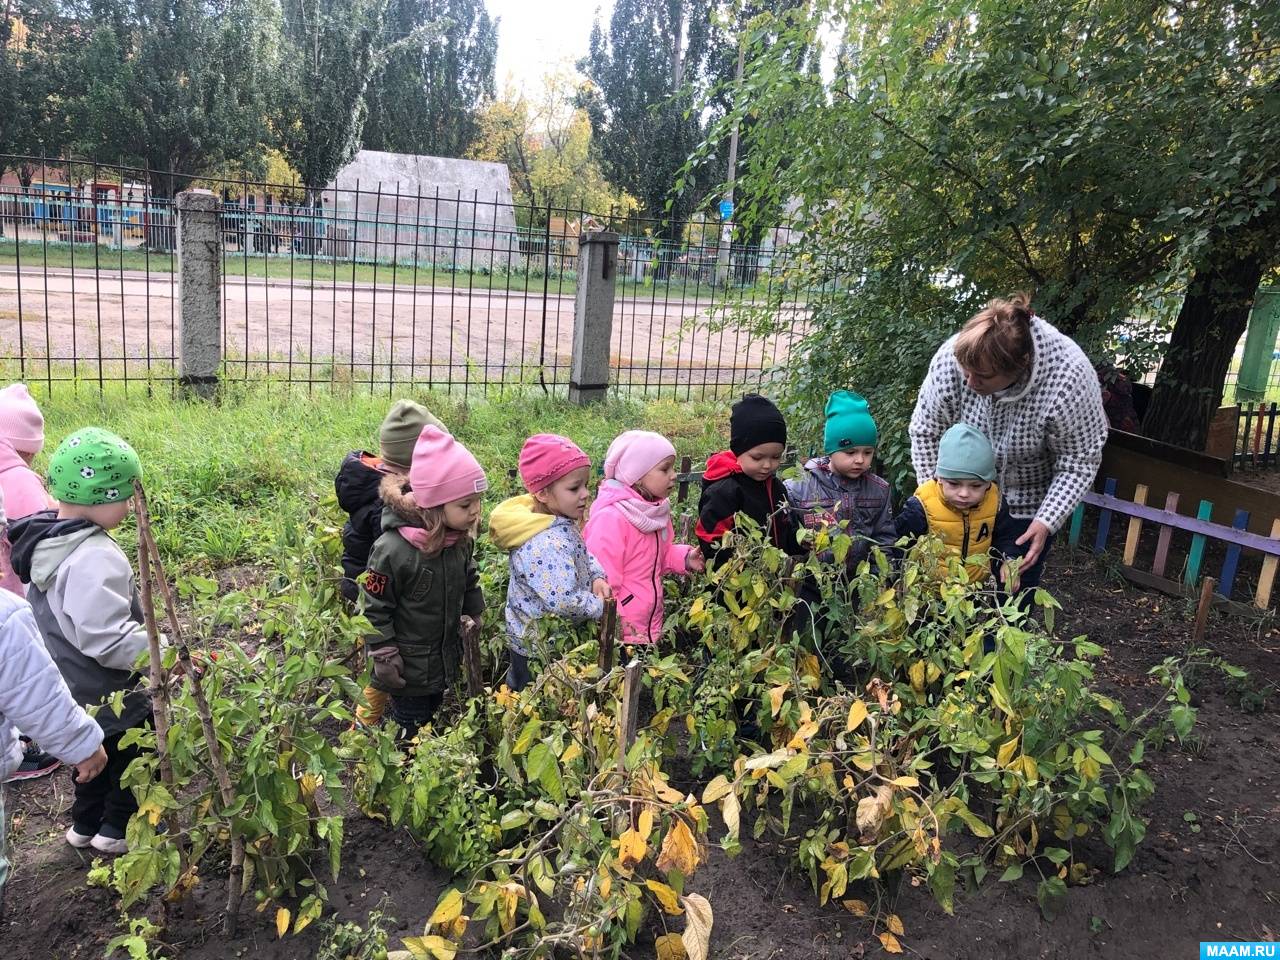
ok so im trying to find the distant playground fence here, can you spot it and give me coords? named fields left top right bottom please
left=0, top=154, right=821, bottom=397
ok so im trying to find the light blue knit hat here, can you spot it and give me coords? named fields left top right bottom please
left=935, top=424, right=996, bottom=482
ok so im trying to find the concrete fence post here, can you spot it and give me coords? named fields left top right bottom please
left=175, top=189, right=222, bottom=398
left=569, top=230, right=619, bottom=404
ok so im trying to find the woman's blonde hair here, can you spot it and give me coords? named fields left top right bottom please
left=953, top=292, right=1034, bottom=376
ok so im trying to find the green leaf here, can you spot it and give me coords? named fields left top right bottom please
left=1043, top=846, right=1071, bottom=865
left=928, top=857, right=956, bottom=915
left=524, top=742, right=553, bottom=783
left=1170, top=704, right=1196, bottom=739
left=999, top=863, right=1023, bottom=883
left=500, top=810, right=531, bottom=831
left=512, top=717, right=541, bottom=756
left=1037, top=876, right=1068, bottom=921
left=951, top=801, right=995, bottom=839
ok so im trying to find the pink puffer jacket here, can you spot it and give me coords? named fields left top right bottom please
left=0, top=442, right=54, bottom=596
left=582, top=481, right=694, bottom=645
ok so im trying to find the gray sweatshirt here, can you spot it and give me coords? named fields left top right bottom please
left=8, top=514, right=152, bottom=736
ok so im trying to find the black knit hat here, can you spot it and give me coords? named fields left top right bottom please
left=730, top=394, right=787, bottom=455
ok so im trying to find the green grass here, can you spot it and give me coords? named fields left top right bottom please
left=29, top=382, right=728, bottom=572
left=0, top=237, right=783, bottom=301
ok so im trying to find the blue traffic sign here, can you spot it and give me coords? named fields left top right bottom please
left=718, top=198, right=734, bottom=220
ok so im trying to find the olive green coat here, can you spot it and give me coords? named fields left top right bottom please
left=359, top=481, right=484, bottom=697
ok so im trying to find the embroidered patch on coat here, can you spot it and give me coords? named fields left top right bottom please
left=364, top=570, right=389, bottom=596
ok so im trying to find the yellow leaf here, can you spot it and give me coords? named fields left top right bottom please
left=428, top=888, right=465, bottom=930
left=876, top=587, right=896, bottom=607
left=444, top=915, right=468, bottom=940
left=299, top=772, right=320, bottom=801
left=275, top=907, right=291, bottom=939
left=138, top=796, right=166, bottom=827
left=655, top=933, right=688, bottom=960
left=799, top=653, right=821, bottom=684
left=681, top=893, right=713, bottom=960
left=879, top=931, right=904, bottom=953
left=403, top=935, right=457, bottom=960
left=702, top=774, right=732, bottom=804
left=560, top=741, right=583, bottom=764
left=997, top=736, right=1020, bottom=768
left=769, top=685, right=787, bottom=718
left=638, top=807, right=654, bottom=840
left=656, top=818, right=700, bottom=876
left=909, top=661, right=926, bottom=693
left=786, top=719, right=820, bottom=749
left=845, top=699, right=868, bottom=732
left=645, top=879, right=684, bottom=915
left=721, top=791, right=741, bottom=839
left=890, top=776, right=919, bottom=788
left=617, top=829, right=648, bottom=871
left=886, top=914, right=905, bottom=936
left=498, top=883, right=522, bottom=933
left=1016, top=755, right=1041, bottom=783
left=856, top=784, right=894, bottom=839
left=744, top=749, right=793, bottom=771
left=841, top=898, right=869, bottom=917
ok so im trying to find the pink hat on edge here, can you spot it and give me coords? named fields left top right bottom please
left=519, top=433, right=591, bottom=493
left=409, top=426, right=488, bottom=509
left=0, top=384, right=45, bottom=454
left=603, top=430, right=676, bottom=487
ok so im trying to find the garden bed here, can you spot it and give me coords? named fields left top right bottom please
left=4, top=547, right=1276, bottom=960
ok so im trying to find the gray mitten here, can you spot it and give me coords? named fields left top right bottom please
left=369, top=645, right=406, bottom=690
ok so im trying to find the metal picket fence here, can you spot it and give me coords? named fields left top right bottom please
left=0, top=154, right=815, bottom=397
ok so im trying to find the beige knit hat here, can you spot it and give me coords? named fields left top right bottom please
left=379, top=400, right=443, bottom=469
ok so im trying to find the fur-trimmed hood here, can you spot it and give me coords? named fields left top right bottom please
left=378, top=473, right=425, bottom=532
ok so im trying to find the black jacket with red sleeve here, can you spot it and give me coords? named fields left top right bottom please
left=695, top=450, right=802, bottom=566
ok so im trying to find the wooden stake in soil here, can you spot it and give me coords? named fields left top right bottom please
left=461, top=617, right=484, bottom=698
left=1256, top=518, right=1280, bottom=610
left=1193, top=576, right=1217, bottom=644
left=1122, top=484, right=1148, bottom=567
left=134, top=481, right=248, bottom=937
left=617, top=659, right=643, bottom=770
left=598, top=596, right=618, bottom=673
left=133, top=484, right=184, bottom=921
left=134, top=484, right=175, bottom=793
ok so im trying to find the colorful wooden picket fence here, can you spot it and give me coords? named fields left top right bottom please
left=1235, top=401, right=1280, bottom=469
left=1068, top=477, right=1280, bottom=611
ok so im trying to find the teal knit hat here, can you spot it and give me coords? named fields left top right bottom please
left=48, top=427, right=142, bottom=505
left=823, top=391, right=878, bottom=455
left=935, top=424, right=996, bottom=482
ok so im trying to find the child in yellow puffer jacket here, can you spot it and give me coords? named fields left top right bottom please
left=895, top=423, right=1014, bottom=583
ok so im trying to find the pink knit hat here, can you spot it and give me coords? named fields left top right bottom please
left=518, top=433, right=591, bottom=493
left=0, top=384, right=44, bottom=454
left=603, top=430, right=677, bottom=487
left=409, top=426, right=488, bottom=508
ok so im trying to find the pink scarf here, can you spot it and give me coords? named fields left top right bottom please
left=398, top=526, right=464, bottom=554
left=603, top=479, right=671, bottom=536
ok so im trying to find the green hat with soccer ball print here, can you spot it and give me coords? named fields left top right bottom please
left=48, top=427, right=142, bottom=506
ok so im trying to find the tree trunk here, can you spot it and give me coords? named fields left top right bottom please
left=1143, top=245, right=1264, bottom=450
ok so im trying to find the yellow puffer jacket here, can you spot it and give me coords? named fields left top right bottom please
left=914, top=479, right=1001, bottom=581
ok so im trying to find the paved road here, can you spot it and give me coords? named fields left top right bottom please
left=0, top=266, right=802, bottom=388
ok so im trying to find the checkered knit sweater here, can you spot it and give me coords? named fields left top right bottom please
left=909, top=316, right=1108, bottom=532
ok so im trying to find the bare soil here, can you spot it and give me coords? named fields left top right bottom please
left=2, top=550, right=1277, bottom=958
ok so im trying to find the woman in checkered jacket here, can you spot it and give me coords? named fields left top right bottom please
left=908, top=294, right=1108, bottom=599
